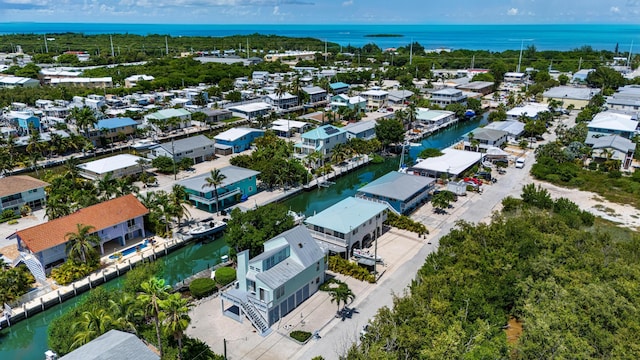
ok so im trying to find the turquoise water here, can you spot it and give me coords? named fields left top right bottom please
left=0, top=23, right=638, bottom=51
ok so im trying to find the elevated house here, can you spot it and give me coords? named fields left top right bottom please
left=145, top=108, right=192, bottom=131
left=606, top=85, right=640, bottom=114
left=387, top=89, right=414, bottom=105
left=360, top=89, right=389, bottom=110
left=77, top=154, right=148, bottom=180
left=343, top=120, right=376, bottom=140
left=147, top=134, right=215, bottom=164
left=304, top=196, right=388, bottom=256
left=14, top=194, right=148, bottom=270
left=329, top=82, right=350, bottom=95
left=270, top=119, right=312, bottom=138
left=213, top=127, right=265, bottom=155
left=415, top=109, right=456, bottom=129
left=0, top=175, right=49, bottom=214
left=264, top=92, right=298, bottom=111
left=89, top=117, right=138, bottom=146
left=329, top=94, right=366, bottom=113
left=586, top=111, right=639, bottom=140
left=301, top=86, right=328, bottom=106
left=228, top=102, right=272, bottom=120
left=429, top=88, right=467, bottom=107
left=456, top=81, right=494, bottom=96
left=7, top=111, right=40, bottom=134
left=178, top=165, right=259, bottom=213
left=357, top=171, right=435, bottom=214
left=221, top=226, right=326, bottom=335
left=59, top=330, right=159, bottom=360
left=462, top=128, right=509, bottom=152
left=484, top=121, right=526, bottom=142
left=589, top=135, right=636, bottom=169
left=294, top=125, right=347, bottom=160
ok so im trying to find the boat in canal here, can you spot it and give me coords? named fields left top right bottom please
left=131, top=139, right=159, bottom=150
left=189, top=219, right=227, bottom=239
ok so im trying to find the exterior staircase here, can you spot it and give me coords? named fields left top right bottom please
left=240, top=300, right=272, bottom=336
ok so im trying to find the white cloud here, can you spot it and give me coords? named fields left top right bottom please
left=610, top=6, right=620, bottom=13
left=507, top=8, right=518, bottom=16
left=342, top=0, right=353, bottom=6
left=273, top=5, right=279, bottom=14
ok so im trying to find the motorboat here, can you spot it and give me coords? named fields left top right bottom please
left=131, top=139, right=159, bottom=150
left=288, top=210, right=306, bottom=225
left=189, top=220, right=227, bottom=238
left=353, top=249, right=383, bottom=263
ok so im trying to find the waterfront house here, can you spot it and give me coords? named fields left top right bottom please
left=213, top=127, right=265, bottom=155
left=456, top=81, right=494, bottom=96
left=201, top=108, right=232, bottom=123
left=77, top=154, right=148, bottom=181
left=462, top=128, right=509, bottom=152
left=304, top=196, right=388, bottom=256
left=148, top=134, right=215, bottom=164
left=271, top=119, right=312, bottom=138
left=408, top=148, right=482, bottom=178
left=586, top=111, right=639, bottom=140
left=416, top=109, right=456, bottom=129
left=543, top=86, right=600, bottom=110
left=145, top=108, right=192, bottom=131
left=329, top=82, right=350, bottom=94
left=265, top=92, right=299, bottom=111
left=429, top=88, right=467, bottom=107
left=177, top=165, right=259, bottom=213
left=357, top=171, right=435, bottom=214
left=343, top=120, right=376, bottom=140
left=14, top=194, right=148, bottom=270
left=0, top=175, right=49, bottom=214
left=228, top=102, right=272, bottom=120
left=484, top=121, right=525, bottom=142
left=59, top=329, right=159, bottom=360
left=294, top=125, right=347, bottom=160
left=88, top=117, right=138, bottom=146
left=360, top=88, right=389, bottom=110
left=506, top=103, right=550, bottom=121
left=329, top=94, right=366, bottom=113
left=221, top=225, right=326, bottom=335
left=301, top=86, right=328, bottom=106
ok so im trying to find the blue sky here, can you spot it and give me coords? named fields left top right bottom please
left=1, top=0, right=639, bottom=24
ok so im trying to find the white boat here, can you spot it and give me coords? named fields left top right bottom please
left=288, top=210, right=306, bottom=225
left=189, top=220, right=227, bottom=238
left=353, top=249, right=383, bottom=263
left=132, top=139, right=159, bottom=150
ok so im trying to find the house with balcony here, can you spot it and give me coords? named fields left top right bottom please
left=356, top=172, right=435, bottom=214
left=201, top=108, right=232, bottom=123
left=588, top=135, right=636, bottom=169
left=213, top=127, right=265, bottom=155
left=264, top=92, right=298, bottom=111
left=220, top=225, right=326, bottom=335
left=462, top=128, right=509, bottom=152
left=270, top=119, right=312, bottom=138
left=0, top=175, right=49, bottom=215
left=144, top=108, right=192, bottom=132
left=304, top=196, right=388, bottom=257
left=147, top=134, right=215, bottom=164
left=228, top=102, right=272, bottom=120
left=586, top=111, right=639, bottom=140
left=343, top=120, right=376, bottom=140
left=360, top=89, right=389, bottom=110
left=177, top=165, right=260, bottom=213
left=606, top=85, right=640, bottom=114
left=294, top=125, right=347, bottom=160
left=301, top=86, right=328, bottom=106
left=14, top=194, right=148, bottom=270
left=329, top=94, right=366, bottom=113
left=329, top=82, right=349, bottom=95
left=416, top=109, right=457, bottom=129
left=88, top=117, right=138, bottom=146
left=7, top=111, right=40, bottom=134
left=429, top=88, right=467, bottom=107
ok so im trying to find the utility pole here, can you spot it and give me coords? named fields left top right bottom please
left=517, top=39, right=524, bottom=73
left=409, top=39, right=413, bottom=65
left=171, top=136, right=177, bottom=180
left=165, top=36, right=169, bottom=56
left=44, top=35, right=48, bottom=53
left=110, top=35, right=115, bottom=57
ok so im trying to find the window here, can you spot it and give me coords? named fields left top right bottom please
left=275, top=286, right=285, bottom=299
left=352, top=228, right=358, bottom=235
left=127, top=219, right=135, bottom=227
left=316, top=261, right=320, bottom=271
left=249, top=186, right=253, bottom=192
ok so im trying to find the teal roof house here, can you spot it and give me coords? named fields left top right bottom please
left=177, top=165, right=259, bottom=213
left=221, top=226, right=326, bottom=335
left=357, top=171, right=435, bottom=214
left=294, top=125, right=347, bottom=160
left=304, top=196, right=388, bottom=256
left=144, top=108, right=192, bottom=132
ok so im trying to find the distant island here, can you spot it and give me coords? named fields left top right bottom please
left=364, top=34, right=404, bottom=38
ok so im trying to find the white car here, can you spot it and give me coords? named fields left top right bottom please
left=515, top=158, right=525, bottom=169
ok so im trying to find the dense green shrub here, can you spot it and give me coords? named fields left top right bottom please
left=319, top=278, right=345, bottom=292
left=190, top=278, right=217, bottom=299
left=0, top=264, right=35, bottom=304
left=384, top=212, right=428, bottom=235
left=214, top=267, right=236, bottom=286
left=51, top=260, right=100, bottom=285
left=328, top=256, right=375, bottom=283
left=290, top=330, right=312, bottom=343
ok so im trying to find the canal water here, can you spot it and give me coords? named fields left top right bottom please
left=0, top=115, right=486, bottom=360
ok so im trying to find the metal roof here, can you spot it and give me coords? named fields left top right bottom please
left=60, top=330, right=159, bottom=360
left=466, top=128, right=509, bottom=142
left=177, top=165, right=260, bottom=191
left=304, top=197, right=388, bottom=234
left=77, top=154, right=146, bottom=175
left=153, top=134, right=214, bottom=154
left=96, top=117, right=137, bottom=130
left=358, top=171, right=435, bottom=201
left=214, top=127, right=264, bottom=142
left=301, top=125, right=346, bottom=140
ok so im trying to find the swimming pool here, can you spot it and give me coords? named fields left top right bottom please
left=109, top=239, right=149, bottom=259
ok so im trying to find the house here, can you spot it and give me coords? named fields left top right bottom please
left=213, top=127, right=265, bottom=155
left=463, top=128, right=509, bottom=152
left=543, top=86, right=600, bottom=110
left=329, top=82, right=350, bottom=94
left=357, top=171, right=435, bottom=214
left=178, top=165, right=259, bottom=213
left=228, top=102, right=272, bottom=120
left=304, top=196, right=388, bottom=256
left=506, top=103, right=550, bottom=121
left=89, top=117, right=138, bottom=145
left=408, top=148, right=481, bottom=178
left=221, top=226, right=326, bottom=335
left=201, top=108, right=232, bottom=123
left=430, top=88, right=467, bottom=107
left=0, top=75, right=39, bottom=88
left=606, top=85, right=640, bottom=113
left=7, top=111, right=40, bottom=134
left=0, top=175, right=49, bottom=214
left=587, top=111, right=639, bottom=140
left=504, top=72, right=526, bottom=83
left=264, top=51, right=316, bottom=63
left=295, top=125, right=347, bottom=160
left=49, top=77, right=113, bottom=88
left=145, top=108, right=192, bottom=131
left=360, top=89, right=389, bottom=110
left=59, top=330, right=159, bottom=360
left=77, top=154, right=148, bottom=180
left=343, top=120, right=376, bottom=140
left=415, top=109, right=456, bottom=129
left=456, top=81, right=494, bottom=96
left=271, top=119, right=312, bottom=138
left=484, top=121, right=526, bottom=142
left=265, top=92, right=299, bottom=110
left=329, top=94, right=366, bottom=113
left=124, top=74, right=155, bottom=88
left=588, top=135, right=636, bottom=169
left=148, top=135, right=215, bottom=164
left=15, top=194, right=148, bottom=270
left=301, top=86, right=328, bottom=105
left=387, top=89, right=414, bottom=105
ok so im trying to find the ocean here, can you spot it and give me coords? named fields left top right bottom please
left=0, top=23, right=639, bottom=52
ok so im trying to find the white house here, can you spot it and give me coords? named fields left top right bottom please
left=587, top=111, right=639, bottom=140
left=294, top=125, right=347, bottom=160
left=77, top=154, right=148, bottom=180
left=220, top=226, right=326, bottom=335
left=265, top=92, right=298, bottom=110
left=430, top=88, right=467, bottom=107
left=147, top=135, right=215, bottom=164
left=360, top=89, right=389, bottom=110
left=506, top=103, right=550, bottom=121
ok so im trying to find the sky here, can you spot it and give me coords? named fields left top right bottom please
left=1, top=0, right=639, bottom=24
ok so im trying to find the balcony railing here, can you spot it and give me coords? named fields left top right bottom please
left=188, top=188, right=241, bottom=205
left=1, top=198, right=24, bottom=208
left=306, top=228, right=347, bottom=248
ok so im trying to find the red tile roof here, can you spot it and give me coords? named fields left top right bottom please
left=0, top=175, right=50, bottom=198
left=17, top=194, right=149, bottom=254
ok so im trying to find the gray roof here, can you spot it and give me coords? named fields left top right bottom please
left=543, top=86, right=600, bottom=100
left=153, top=134, right=214, bottom=155
left=387, top=89, right=414, bottom=101
left=358, top=171, right=435, bottom=201
left=253, top=226, right=324, bottom=289
left=484, top=121, right=525, bottom=136
left=202, top=108, right=232, bottom=116
left=588, top=134, right=635, bottom=152
left=457, top=81, right=494, bottom=90
left=468, top=128, right=508, bottom=142
left=60, top=330, right=159, bottom=360
left=177, top=165, right=260, bottom=191
left=302, top=86, right=327, bottom=95
left=343, top=120, right=376, bottom=134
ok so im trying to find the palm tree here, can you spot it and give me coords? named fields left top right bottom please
left=69, top=106, right=97, bottom=138
left=65, top=223, right=100, bottom=264
left=138, top=277, right=170, bottom=358
left=329, top=284, right=355, bottom=316
left=96, top=172, right=118, bottom=201
left=71, top=308, right=114, bottom=350
left=160, top=293, right=192, bottom=360
left=169, top=184, right=191, bottom=227
left=202, top=169, right=226, bottom=215
left=109, top=293, right=140, bottom=334
left=45, top=193, right=72, bottom=220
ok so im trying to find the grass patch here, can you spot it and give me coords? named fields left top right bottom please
left=290, top=330, right=312, bottom=343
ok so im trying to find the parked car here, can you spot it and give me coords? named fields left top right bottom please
left=515, top=158, right=525, bottom=169
left=475, top=171, right=492, bottom=181
left=463, top=177, right=482, bottom=186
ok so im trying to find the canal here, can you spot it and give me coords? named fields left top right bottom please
left=0, top=115, right=486, bottom=360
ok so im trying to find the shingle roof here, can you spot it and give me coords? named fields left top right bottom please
left=358, top=172, right=435, bottom=201
left=0, top=175, right=49, bottom=198
left=17, top=194, right=148, bottom=254
left=60, top=330, right=159, bottom=360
